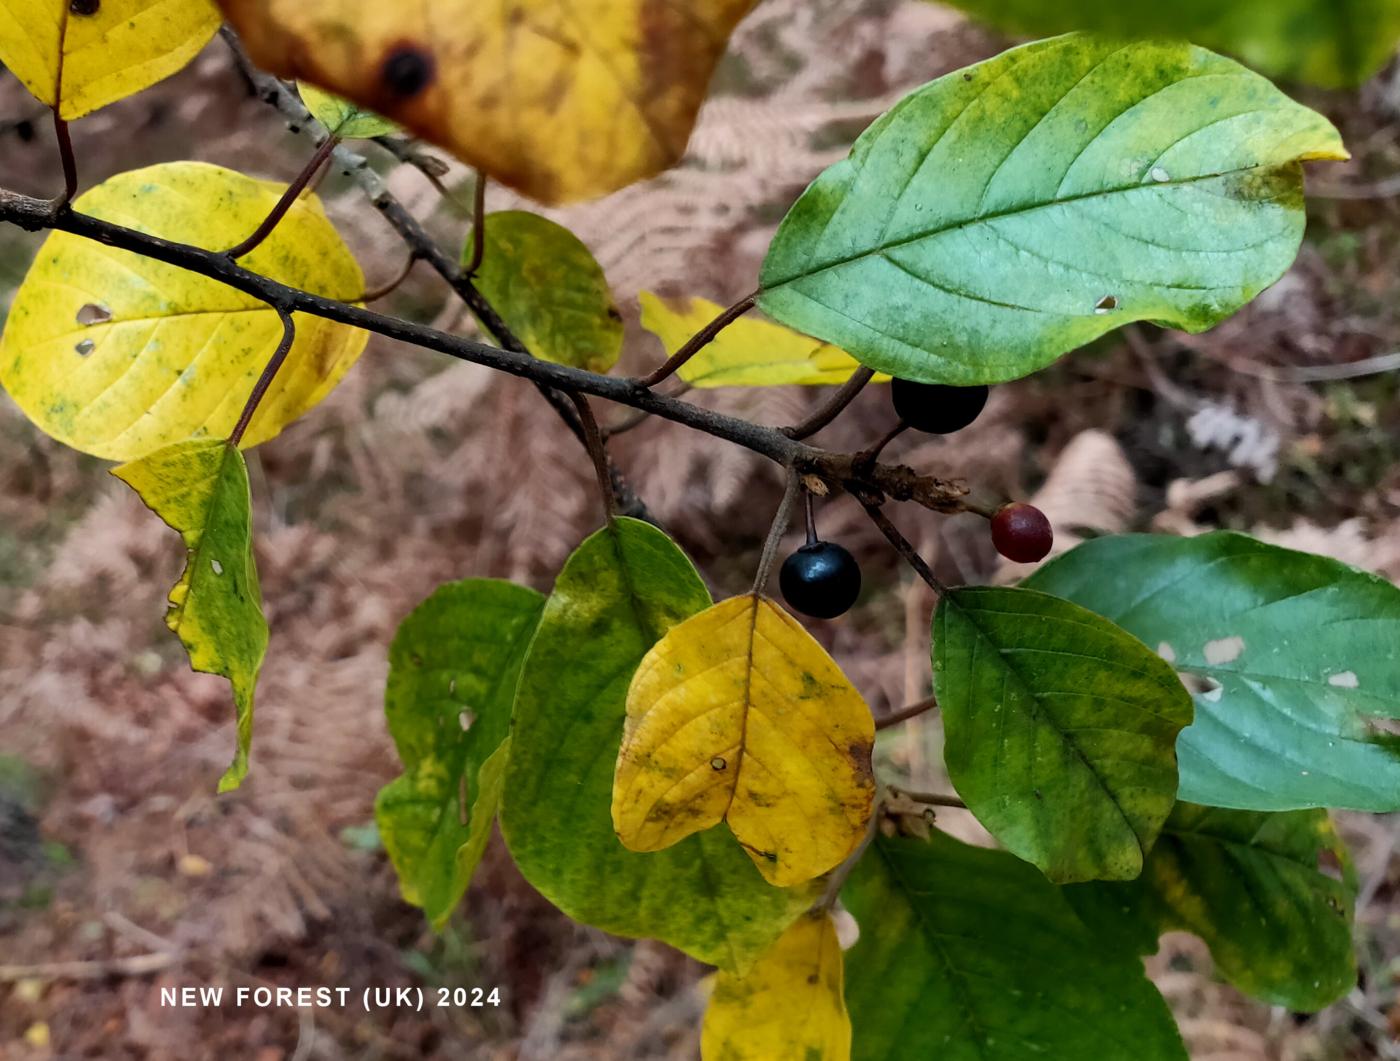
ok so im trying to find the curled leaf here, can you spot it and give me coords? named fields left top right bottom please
left=113, top=440, right=267, bottom=792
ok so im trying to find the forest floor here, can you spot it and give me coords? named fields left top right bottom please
left=3, top=1, right=1400, bottom=1058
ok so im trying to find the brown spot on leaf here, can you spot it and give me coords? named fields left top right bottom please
left=381, top=44, right=436, bottom=99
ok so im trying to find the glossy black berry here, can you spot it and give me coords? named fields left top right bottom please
left=890, top=378, right=989, bottom=434
left=779, top=541, right=861, bottom=619
left=991, top=502, right=1053, bottom=563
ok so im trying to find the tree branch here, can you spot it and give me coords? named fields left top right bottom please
left=217, top=29, right=649, bottom=514
left=875, top=695, right=938, bottom=730
left=0, top=187, right=970, bottom=515
left=783, top=365, right=875, bottom=440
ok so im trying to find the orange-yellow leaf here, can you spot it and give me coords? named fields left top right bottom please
left=701, top=910, right=851, bottom=1061
left=612, top=594, right=875, bottom=887
left=215, top=0, right=757, bottom=204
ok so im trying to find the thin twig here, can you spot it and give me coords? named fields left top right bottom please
left=861, top=501, right=948, bottom=595
left=51, top=111, right=77, bottom=208
left=226, top=135, right=340, bottom=259
left=784, top=366, right=876, bottom=440
left=897, top=789, right=966, bottom=809
left=372, top=135, right=470, bottom=213
left=638, top=292, right=757, bottom=388
left=857, top=421, right=909, bottom=469
left=228, top=309, right=296, bottom=447
left=602, top=382, right=692, bottom=438
left=463, top=169, right=487, bottom=276
left=360, top=252, right=420, bottom=302
left=570, top=393, right=617, bottom=522
left=875, top=695, right=938, bottom=730
left=0, top=952, right=176, bottom=982
left=753, top=468, right=801, bottom=595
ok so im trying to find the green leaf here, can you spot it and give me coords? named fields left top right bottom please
left=843, top=831, right=1187, bottom=1061
left=374, top=579, right=544, bottom=929
left=1026, top=531, right=1400, bottom=811
left=933, top=0, right=1400, bottom=90
left=500, top=518, right=811, bottom=972
left=112, top=440, right=266, bottom=792
left=1065, top=803, right=1356, bottom=1011
left=758, top=35, right=1346, bottom=386
left=933, top=585, right=1193, bottom=882
left=468, top=211, right=623, bottom=373
left=299, top=81, right=398, bottom=139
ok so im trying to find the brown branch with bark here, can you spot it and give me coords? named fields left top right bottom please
left=0, top=184, right=971, bottom=518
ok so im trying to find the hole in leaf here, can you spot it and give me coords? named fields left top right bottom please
left=76, top=303, right=111, bottom=325
left=74, top=339, right=95, bottom=356
left=1094, top=295, right=1118, bottom=314
left=458, top=709, right=475, bottom=732
left=69, top=0, right=99, bottom=15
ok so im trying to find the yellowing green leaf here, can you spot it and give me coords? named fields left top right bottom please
left=374, top=580, right=545, bottom=929
left=702, top=911, right=851, bottom=1061
left=1065, top=803, right=1356, bottom=1011
left=0, top=0, right=220, bottom=119
left=215, top=0, right=757, bottom=204
left=501, top=519, right=814, bottom=973
left=112, top=439, right=267, bottom=792
left=759, top=35, right=1347, bottom=385
left=612, top=594, right=875, bottom=887
left=299, top=81, right=398, bottom=139
left=470, top=212, right=622, bottom=373
left=639, top=292, right=886, bottom=388
left=0, top=161, right=366, bottom=461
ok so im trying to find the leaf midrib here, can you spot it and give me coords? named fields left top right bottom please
left=762, top=164, right=1289, bottom=291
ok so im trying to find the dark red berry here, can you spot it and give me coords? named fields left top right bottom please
left=891, top=378, right=988, bottom=434
left=779, top=541, right=861, bottom=619
left=990, top=503, right=1053, bottom=563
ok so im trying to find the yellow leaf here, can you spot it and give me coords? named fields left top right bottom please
left=612, top=594, right=875, bottom=887
left=0, top=0, right=220, bottom=119
left=0, top=161, right=366, bottom=461
left=23, top=1022, right=50, bottom=1049
left=639, top=292, right=889, bottom=388
left=701, top=910, right=851, bottom=1061
left=215, top=0, right=757, bottom=205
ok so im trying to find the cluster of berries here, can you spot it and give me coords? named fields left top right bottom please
left=781, top=380, right=1052, bottom=620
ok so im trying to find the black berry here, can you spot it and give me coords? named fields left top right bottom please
left=779, top=541, right=861, bottom=619
left=890, top=378, right=988, bottom=434
left=991, top=503, right=1053, bottom=563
